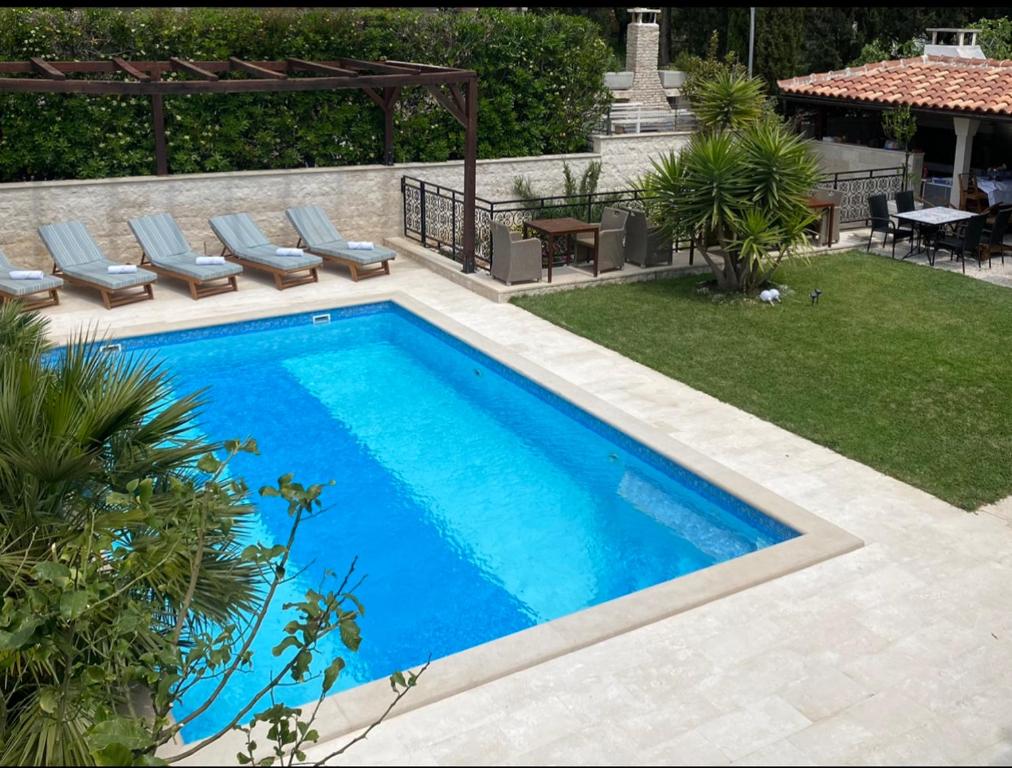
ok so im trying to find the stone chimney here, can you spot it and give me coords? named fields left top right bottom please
left=624, top=8, right=671, bottom=110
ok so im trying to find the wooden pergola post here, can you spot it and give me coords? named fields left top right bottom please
left=461, top=77, right=478, bottom=274
left=381, top=86, right=400, bottom=166
left=150, top=72, right=168, bottom=176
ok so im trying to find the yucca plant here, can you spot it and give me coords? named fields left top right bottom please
left=641, top=72, right=820, bottom=293
left=693, top=69, right=766, bottom=132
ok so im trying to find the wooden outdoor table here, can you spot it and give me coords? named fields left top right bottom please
left=806, top=197, right=837, bottom=246
left=522, top=217, right=600, bottom=283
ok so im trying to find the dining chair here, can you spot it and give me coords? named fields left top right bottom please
left=981, top=206, right=1011, bottom=266
left=867, top=193, right=913, bottom=258
left=933, top=213, right=987, bottom=272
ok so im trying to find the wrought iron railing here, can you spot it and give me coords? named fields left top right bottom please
left=821, top=166, right=906, bottom=224
left=402, top=176, right=657, bottom=270
left=401, top=165, right=907, bottom=269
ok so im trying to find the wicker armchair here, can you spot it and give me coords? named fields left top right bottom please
left=623, top=208, right=673, bottom=266
left=490, top=222, right=542, bottom=285
left=574, top=206, right=629, bottom=272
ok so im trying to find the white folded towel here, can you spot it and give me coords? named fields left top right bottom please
left=8, top=270, right=44, bottom=280
left=107, top=264, right=138, bottom=274
left=196, top=256, right=226, bottom=265
left=275, top=247, right=304, bottom=258
left=346, top=241, right=374, bottom=250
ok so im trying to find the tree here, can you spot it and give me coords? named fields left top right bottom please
left=676, top=31, right=747, bottom=107
left=978, top=17, right=1012, bottom=59
left=881, top=104, right=918, bottom=188
left=753, top=7, right=806, bottom=85
left=641, top=71, right=820, bottom=294
left=849, top=36, right=923, bottom=67
left=0, top=303, right=423, bottom=766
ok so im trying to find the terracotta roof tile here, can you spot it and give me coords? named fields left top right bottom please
left=777, top=55, right=1012, bottom=116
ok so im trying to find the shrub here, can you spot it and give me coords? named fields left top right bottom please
left=0, top=7, right=612, bottom=181
left=978, top=17, right=1012, bottom=60
left=642, top=71, right=820, bottom=293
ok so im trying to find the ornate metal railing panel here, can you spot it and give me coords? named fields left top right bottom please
left=821, top=167, right=906, bottom=224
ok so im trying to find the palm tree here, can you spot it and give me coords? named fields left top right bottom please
left=0, top=302, right=259, bottom=764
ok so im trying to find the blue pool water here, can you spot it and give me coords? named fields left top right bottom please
left=110, top=302, right=796, bottom=740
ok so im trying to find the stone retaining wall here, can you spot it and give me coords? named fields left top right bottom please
left=0, top=131, right=694, bottom=270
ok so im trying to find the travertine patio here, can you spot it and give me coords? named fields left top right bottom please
left=43, top=245, right=1012, bottom=767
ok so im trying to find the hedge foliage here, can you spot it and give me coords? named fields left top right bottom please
left=0, top=7, right=612, bottom=181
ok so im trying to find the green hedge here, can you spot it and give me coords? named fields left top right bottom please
left=0, top=7, right=612, bottom=181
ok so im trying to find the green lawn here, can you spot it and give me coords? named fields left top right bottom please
left=513, top=252, right=1012, bottom=510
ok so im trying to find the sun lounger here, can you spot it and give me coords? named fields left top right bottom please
left=37, top=221, right=156, bottom=309
left=208, top=213, right=320, bottom=290
left=285, top=206, right=394, bottom=281
left=129, top=213, right=241, bottom=300
left=0, top=249, right=63, bottom=311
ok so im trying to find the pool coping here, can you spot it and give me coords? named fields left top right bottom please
left=102, top=291, right=863, bottom=764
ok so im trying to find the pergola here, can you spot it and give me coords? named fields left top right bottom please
left=0, top=56, right=480, bottom=271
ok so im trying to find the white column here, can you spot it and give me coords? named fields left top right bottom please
left=950, top=116, right=980, bottom=207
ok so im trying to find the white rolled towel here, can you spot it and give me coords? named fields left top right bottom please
left=9, top=270, right=44, bottom=280
left=195, top=256, right=226, bottom=265
left=275, top=247, right=305, bottom=258
left=346, top=241, right=374, bottom=250
left=107, top=264, right=138, bottom=274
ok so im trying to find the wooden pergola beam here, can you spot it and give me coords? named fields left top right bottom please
left=29, top=57, right=65, bottom=80
left=424, top=85, right=466, bottom=127
left=0, top=70, right=474, bottom=95
left=360, top=86, right=385, bottom=109
left=229, top=57, right=285, bottom=79
left=384, top=60, right=453, bottom=73
left=339, top=58, right=419, bottom=74
left=169, top=57, right=219, bottom=80
left=286, top=58, right=357, bottom=77
left=112, top=56, right=151, bottom=81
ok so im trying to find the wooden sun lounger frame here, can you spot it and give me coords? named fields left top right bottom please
left=218, top=245, right=319, bottom=290
left=52, top=265, right=154, bottom=309
left=295, top=237, right=391, bottom=282
left=0, top=287, right=60, bottom=312
left=139, top=251, right=238, bottom=300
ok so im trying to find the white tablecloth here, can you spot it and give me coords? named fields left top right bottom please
left=976, top=178, right=1012, bottom=205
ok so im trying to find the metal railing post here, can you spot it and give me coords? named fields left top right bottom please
left=452, top=189, right=458, bottom=262
left=419, top=180, right=427, bottom=246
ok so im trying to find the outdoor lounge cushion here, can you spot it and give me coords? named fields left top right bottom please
left=285, top=206, right=395, bottom=265
left=208, top=213, right=321, bottom=271
left=129, top=213, right=242, bottom=281
left=0, top=250, right=63, bottom=298
left=38, top=221, right=157, bottom=289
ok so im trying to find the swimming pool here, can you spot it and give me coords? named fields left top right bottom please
left=100, top=297, right=854, bottom=743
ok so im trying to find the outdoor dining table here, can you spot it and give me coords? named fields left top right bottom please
left=522, top=217, right=600, bottom=283
left=893, top=206, right=976, bottom=265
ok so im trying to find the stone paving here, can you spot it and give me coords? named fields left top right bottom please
left=40, top=245, right=1012, bottom=766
